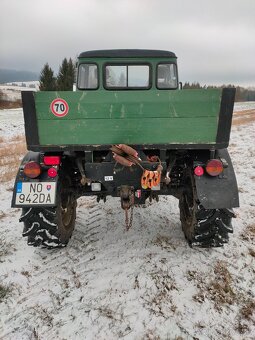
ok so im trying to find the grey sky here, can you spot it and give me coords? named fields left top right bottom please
left=1, top=0, right=255, bottom=86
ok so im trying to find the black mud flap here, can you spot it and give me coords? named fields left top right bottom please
left=194, top=149, right=239, bottom=209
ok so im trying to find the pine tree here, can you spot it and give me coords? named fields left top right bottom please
left=57, top=58, right=75, bottom=90
left=39, top=63, right=56, bottom=91
left=67, top=58, right=76, bottom=89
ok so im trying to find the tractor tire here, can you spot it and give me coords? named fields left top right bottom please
left=179, top=171, right=235, bottom=247
left=20, top=175, right=77, bottom=248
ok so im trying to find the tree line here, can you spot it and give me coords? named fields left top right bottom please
left=39, top=58, right=75, bottom=91
left=39, top=61, right=255, bottom=102
left=183, top=82, right=255, bottom=102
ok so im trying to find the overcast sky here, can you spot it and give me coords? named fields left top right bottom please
left=0, top=0, right=255, bottom=86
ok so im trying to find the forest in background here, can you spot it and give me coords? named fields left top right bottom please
left=183, top=82, right=255, bottom=101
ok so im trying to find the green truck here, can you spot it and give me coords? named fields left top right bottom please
left=12, top=49, right=239, bottom=248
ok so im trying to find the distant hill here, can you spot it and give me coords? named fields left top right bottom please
left=0, top=69, right=39, bottom=83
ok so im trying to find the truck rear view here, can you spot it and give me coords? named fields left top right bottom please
left=12, top=49, right=239, bottom=249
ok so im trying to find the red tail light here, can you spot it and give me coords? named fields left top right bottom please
left=47, top=167, right=58, bottom=178
left=23, top=161, right=41, bottom=178
left=194, top=166, right=204, bottom=176
left=206, top=159, right=223, bottom=176
left=43, top=156, right=61, bottom=166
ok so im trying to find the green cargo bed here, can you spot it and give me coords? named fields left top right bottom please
left=22, top=88, right=235, bottom=151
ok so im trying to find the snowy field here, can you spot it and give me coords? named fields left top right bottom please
left=0, top=104, right=255, bottom=339
left=0, top=83, right=39, bottom=102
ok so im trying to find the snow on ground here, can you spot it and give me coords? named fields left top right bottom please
left=0, top=104, right=255, bottom=339
left=0, top=108, right=24, bottom=138
left=234, top=101, right=255, bottom=111
left=0, top=82, right=38, bottom=102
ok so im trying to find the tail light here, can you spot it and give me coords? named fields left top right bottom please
left=206, top=159, right=224, bottom=176
left=43, top=156, right=61, bottom=166
left=47, top=167, right=58, bottom=178
left=194, top=166, right=204, bottom=176
left=23, top=161, right=41, bottom=178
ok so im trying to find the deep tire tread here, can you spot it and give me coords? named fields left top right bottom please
left=191, top=207, right=235, bottom=247
left=179, top=171, right=236, bottom=248
left=21, top=208, right=65, bottom=248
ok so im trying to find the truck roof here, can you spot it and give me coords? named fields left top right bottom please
left=79, top=49, right=177, bottom=58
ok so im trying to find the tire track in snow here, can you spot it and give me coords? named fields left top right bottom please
left=1, top=196, right=108, bottom=339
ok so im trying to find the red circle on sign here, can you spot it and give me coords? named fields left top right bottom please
left=50, top=98, right=69, bottom=117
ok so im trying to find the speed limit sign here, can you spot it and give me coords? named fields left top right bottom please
left=50, top=98, right=69, bottom=117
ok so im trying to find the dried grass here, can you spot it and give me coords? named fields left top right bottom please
left=248, top=248, right=255, bottom=257
left=0, top=284, right=12, bottom=302
left=143, top=270, right=178, bottom=318
left=241, top=223, right=255, bottom=241
left=192, top=261, right=236, bottom=310
left=240, top=299, right=255, bottom=321
left=0, top=99, right=22, bottom=110
left=0, top=135, right=26, bottom=183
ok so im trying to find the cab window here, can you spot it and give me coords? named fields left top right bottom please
left=157, top=63, right=177, bottom=89
left=77, top=64, right=98, bottom=89
left=105, top=65, right=150, bottom=89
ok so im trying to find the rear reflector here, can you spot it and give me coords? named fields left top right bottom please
left=23, top=161, right=41, bottom=179
left=43, top=156, right=61, bottom=166
left=47, top=167, right=58, bottom=178
left=194, top=166, right=204, bottom=176
left=206, top=159, right=224, bottom=176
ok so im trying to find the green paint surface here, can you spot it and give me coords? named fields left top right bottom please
left=35, top=88, right=221, bottom=145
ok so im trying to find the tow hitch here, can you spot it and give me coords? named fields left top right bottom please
left=118, top=185, right=135, bottom=230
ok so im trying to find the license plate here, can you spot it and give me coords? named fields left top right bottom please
left=15, top=182, right=56, bottom=206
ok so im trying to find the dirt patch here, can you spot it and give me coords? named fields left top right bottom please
left=0, top=100, right=22, bottom=110
left=232, top=109, right=255, bottom=125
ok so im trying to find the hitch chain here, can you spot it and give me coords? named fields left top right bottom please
left=112, top=144, right=162, bottom=231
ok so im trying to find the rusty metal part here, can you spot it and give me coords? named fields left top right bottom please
left=117, top=144, right=138, bottom=158
left=111, top=145, right=144, bottom=170
left=113, top=153, right=133, bottom=167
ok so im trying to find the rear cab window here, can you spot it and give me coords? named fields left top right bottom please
left=104, top=64, right=151, bottom=89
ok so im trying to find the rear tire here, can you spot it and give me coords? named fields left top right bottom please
left=179, top=171, right=235, bottom=247
left=20, top=175, right=77, bottom=248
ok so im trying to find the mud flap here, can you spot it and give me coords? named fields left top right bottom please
left=194, top=149, right=239, bottom=209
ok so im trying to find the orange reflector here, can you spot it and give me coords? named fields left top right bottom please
left=43, top=156, right=61, bottom=165
left=23, top=161, right=41, bottom=179
left=206, top=159, right=223, bottom=176
left=47, top=167, right=58, bottom=178
left=194, top=166, right=204, bottom=176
